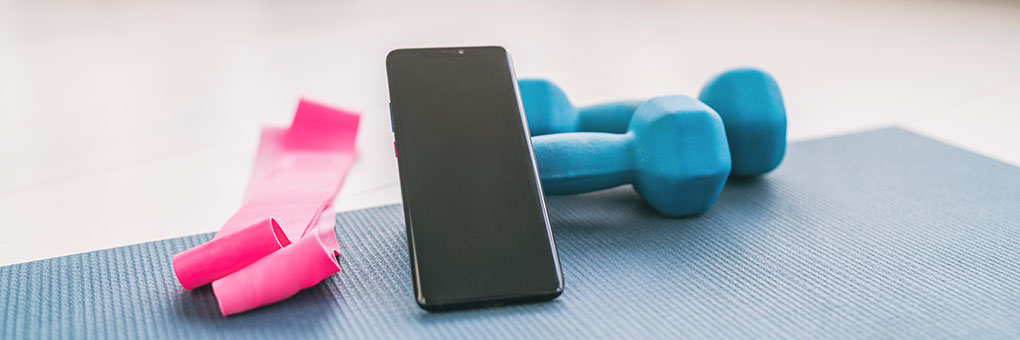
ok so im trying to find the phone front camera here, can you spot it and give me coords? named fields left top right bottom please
left=457, top=49, right=464, bottom=54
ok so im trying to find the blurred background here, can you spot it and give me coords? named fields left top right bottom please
left=1, top=0, right=1018, bottom=266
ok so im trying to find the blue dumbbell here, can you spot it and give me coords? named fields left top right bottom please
left=521, top=68, right=786, bottom=176
left=532, top=95, right=731, bottom=217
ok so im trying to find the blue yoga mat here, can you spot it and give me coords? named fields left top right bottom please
left=2, top=127, right=1019, bottom=339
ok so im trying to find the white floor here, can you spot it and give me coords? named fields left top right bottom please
left=1, top=0, right=1018, bottom=266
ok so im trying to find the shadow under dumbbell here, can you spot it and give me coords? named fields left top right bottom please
left=545, top=185, right=662, bottom=230
left=543, top=178, right=779, bottom=252
left=544, top=185, right=703, bottom=251
left=545, top=178, right=779, bottom=227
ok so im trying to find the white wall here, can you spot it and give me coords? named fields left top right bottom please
left=1, top=0, right=1018, bottom=265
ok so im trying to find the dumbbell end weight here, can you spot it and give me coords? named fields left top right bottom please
left=629, top=96, right=731, bottom=216
left=519, top=78, right=580, bottom=136
left=698, top=68, right=787, bottom=177
left=519, top=78, right=644, bottom=136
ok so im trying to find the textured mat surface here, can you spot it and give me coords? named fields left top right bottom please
left=3, top=127, right=1020, bottom=339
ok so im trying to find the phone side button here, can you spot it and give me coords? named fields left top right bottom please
left=394, top=141, right=397, bottom=158
left=389, top=102, right=394, bottom=132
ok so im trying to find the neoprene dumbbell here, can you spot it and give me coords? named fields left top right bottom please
left=531, top=95, right=731, bottom=217
left=520, top=68, right=786, bottom=177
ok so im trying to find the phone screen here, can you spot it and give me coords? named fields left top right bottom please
left=385, top=46, right=563, bottom=309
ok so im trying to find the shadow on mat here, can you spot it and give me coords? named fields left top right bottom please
left=543, top=178, right=781, bottom=254
left=413, top=298, right=569, bottom=323
left=545, top=178, right=780, bottom=230
left=172, top=276, right=344, bottom=335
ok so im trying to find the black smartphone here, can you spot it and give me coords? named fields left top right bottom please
left=385, top=46, right=564, bottom=311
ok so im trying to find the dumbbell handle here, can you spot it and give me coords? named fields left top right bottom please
left=532, top=132, right=634, bottom=195
left=573, top=100, right=643, bottom=134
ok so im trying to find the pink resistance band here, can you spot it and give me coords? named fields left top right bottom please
left=172, top=99, right=360, bottom=316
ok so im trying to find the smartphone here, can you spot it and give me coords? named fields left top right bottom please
left=385, top=46, right=564, bottom=311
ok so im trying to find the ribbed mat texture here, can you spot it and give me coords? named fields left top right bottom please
left=3, top=127, right=1019, bottom=339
